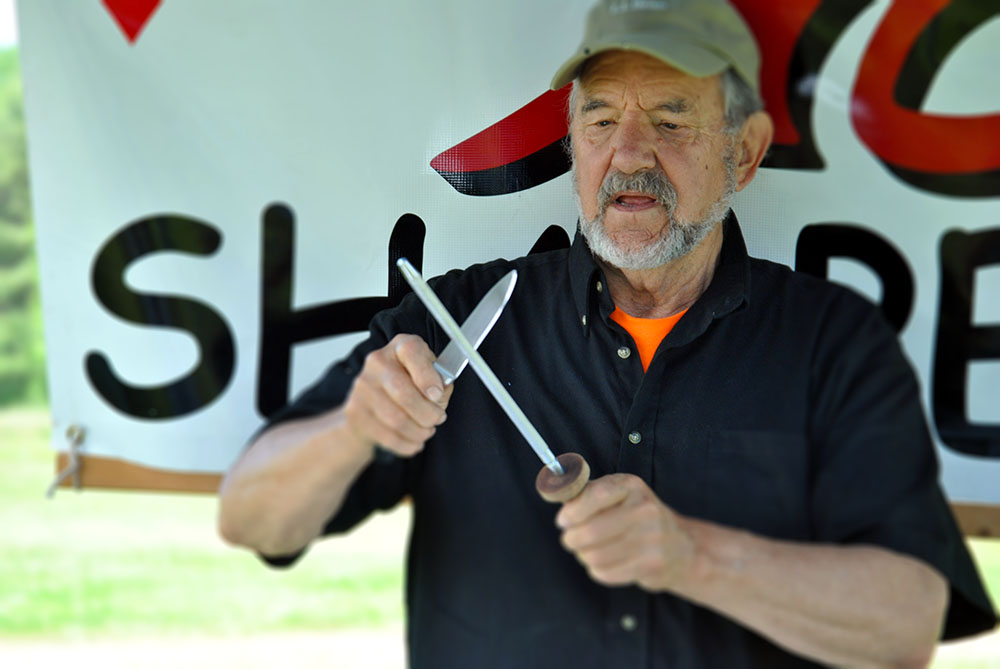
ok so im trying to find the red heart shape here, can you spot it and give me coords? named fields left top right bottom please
left=102, top=0, right=162, bottom=44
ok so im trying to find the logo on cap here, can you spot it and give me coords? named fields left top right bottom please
left=607, top=0, right=674, bottom=15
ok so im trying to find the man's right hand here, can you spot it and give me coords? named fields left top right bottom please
left=218, top=333, right=451, bottom=555
left=343, top=333, right=453, bottom=457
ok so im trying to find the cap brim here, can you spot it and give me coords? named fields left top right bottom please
left=550, top=30, right=730, bottom=90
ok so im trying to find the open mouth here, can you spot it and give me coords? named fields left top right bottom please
left=611, top=192, right=659, bottom=211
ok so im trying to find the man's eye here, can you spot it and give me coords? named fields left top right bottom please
left=661, top=122, right=679, bottom=130
left=596, top=120, right=614, bottom=128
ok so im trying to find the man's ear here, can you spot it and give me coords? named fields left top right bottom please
left=733, top=111, right=774, bottom=192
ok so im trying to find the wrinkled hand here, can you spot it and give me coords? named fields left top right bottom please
left=555, top=474, right=696, bottom=592
left=343, top=333, right=453, bottom=456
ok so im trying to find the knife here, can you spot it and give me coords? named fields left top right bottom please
left=434, top=270, right=517, bottom=385
left=397, top=258, right=567, bottom=476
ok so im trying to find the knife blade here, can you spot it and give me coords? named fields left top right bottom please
left=397, top=258, right=565, bottom=475
left=434, top=270, right=517, bottom=385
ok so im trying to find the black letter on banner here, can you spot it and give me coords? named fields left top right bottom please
left=86, top=216, right=236, bottom=419
left=933, top=228, right=1000, bottom=457
left=257, top=205, right=425, bottom=417
left=795, top=223, right=915, bottom=333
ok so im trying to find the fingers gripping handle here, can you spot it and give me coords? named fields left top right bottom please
left=535, top=452, right=590, bottom=503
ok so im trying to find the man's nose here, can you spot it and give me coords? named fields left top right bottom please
left=610, top=113, right=657, bottom=174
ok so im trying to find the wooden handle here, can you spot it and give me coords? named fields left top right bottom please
left=535, top=452, right=590, bottom=503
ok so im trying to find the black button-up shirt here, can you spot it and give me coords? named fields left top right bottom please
left=263, top=214, right=996, bottom=668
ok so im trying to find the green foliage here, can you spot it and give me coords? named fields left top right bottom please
left=0, top=47, right=46, bottom=406
left=0, top=219, right=33, bottom=265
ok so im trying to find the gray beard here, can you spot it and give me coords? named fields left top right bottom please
left=574, top=153, right=737, bottom=271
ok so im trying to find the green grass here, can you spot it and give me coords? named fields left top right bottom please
left=1, top=406, right=997, bottom=659
left=0, top=407, right=407, bottom=640
left=971, top=537, right=1000, bottom=607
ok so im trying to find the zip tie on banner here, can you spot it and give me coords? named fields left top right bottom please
left=46, top=425, right=86, bottom=498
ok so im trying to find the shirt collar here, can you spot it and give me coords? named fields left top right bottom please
left=567, top=211, right=752, bottom=339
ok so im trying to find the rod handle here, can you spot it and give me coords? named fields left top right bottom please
left=535, top=452, right=590, bottom=504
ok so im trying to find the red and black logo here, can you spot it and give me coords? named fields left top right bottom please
left=431, top=0, right=1000, bottom=198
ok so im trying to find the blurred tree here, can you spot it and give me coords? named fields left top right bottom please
left=0, top=47, right=45, bottom=405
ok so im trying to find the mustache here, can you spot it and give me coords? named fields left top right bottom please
left=597, top=169, right=678, bottom=214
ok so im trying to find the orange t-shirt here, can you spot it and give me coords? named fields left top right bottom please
left=610, top=307, right=688, bottom=372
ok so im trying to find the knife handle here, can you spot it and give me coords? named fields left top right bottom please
left=535, top=453, right=590, bottom=503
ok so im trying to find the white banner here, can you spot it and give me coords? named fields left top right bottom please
left=18, top=0, right=1000, bottom=504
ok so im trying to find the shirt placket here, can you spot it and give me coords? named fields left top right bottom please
left=603, top=320, right=657, bottom=668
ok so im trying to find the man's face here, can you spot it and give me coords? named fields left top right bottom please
left=570, top=50, right=738, bottom=270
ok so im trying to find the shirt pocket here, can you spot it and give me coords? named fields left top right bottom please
left=705, top=430, right=811, bottom=539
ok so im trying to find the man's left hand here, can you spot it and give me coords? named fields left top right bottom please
left=555, top=474, right=696, bottom=592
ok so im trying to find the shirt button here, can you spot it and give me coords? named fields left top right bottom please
left=628, top=431, right=642, bottom=444
left=617, top=346, right=631, bottom=359
left=596, top=280, right=603, bottom=293
left=620, top=614, right=638, bottom=631
left=581, top=314, right=587, bottom=326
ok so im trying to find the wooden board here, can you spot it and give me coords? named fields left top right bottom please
left=55, top=452, right=221, bottom=494
left=55, top=454, right=1000, bottom=538
left=953, top=503, right=1000, bottom=539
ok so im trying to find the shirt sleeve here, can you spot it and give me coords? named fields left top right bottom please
left=807, top=291, right=997, bottom=639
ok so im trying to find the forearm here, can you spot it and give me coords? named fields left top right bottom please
left=673, top=518, right=948, bottom=667
left=217, top=407, right=375, bottom=556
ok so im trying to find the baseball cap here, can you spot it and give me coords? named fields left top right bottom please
left=550, top=0, right=760, bottom=92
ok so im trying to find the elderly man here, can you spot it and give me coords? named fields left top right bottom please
left=219, top=0, right=996, bottom=666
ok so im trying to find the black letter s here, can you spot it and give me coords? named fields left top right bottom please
left=86, top=216, right=236, bottom=419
